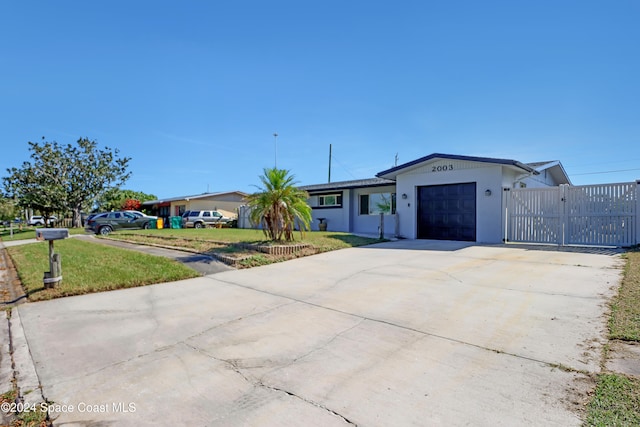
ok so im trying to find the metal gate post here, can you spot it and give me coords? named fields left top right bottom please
left=503, top=187, right=510, bottom=242
left=560, top=184, right=568, bottom=246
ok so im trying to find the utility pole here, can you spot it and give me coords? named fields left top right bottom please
left=273, top=132, right=278, bottom=168
left=395, top=153, right=399, bottom=166
left=328, top=144, right=332, bottom=183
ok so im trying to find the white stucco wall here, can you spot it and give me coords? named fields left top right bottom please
left=394, top=160, right=505, bottom=243
left=308, top=190, right=352, bottom=232
left=351, top=185, right=397, bottom=236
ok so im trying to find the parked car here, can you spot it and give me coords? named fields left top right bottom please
left=28, top=215, right=57, bottom=226
left=125, top=210, right=157, bottom=219
left=85, top=211, right=155, bottom=235
left=181, top=210, right=231, bottom=228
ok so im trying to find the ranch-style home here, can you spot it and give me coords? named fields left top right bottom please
left=299, top=153, right=639, bottom=247
left=142, top=191, right=248, bottom=224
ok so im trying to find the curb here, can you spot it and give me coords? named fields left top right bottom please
left=8, top=308, right=45, bottom=407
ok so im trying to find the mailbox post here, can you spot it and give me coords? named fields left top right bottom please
left=35, top=228, right=69, bottom=289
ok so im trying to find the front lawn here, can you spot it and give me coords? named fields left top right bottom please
left=106, top=228, right=385, bottom=267
left=118, top=227, right=380, bottom=249
left=7, top=238, right=199, bottom=301
left=0, top=226, right=86, bottom=241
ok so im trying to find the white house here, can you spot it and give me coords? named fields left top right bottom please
left=300, top=153, right=571, bottom=243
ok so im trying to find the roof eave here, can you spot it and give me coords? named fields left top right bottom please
left=377, top=153, right=537, bottom=179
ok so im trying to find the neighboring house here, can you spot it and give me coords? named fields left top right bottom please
left=300, top=153, right=572, bottom=243
left=142, top=191, right=248, bottom=224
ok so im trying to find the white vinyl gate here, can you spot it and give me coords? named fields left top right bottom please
left=505, top=182, right=638, bottom=247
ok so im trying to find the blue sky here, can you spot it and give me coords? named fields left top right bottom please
left=1, top=1, right=639, bottom=198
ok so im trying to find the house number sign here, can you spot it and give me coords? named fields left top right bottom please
left=432, top=164, right=454, bottom=172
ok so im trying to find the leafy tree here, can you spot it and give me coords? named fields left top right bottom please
left=0, top=197, right=21, bottom=226
left=2, top=141, right=70, bottom=224
left=247, top=168, right=312, bottom=242
left=65, top=138, right=131, bottom=227
left=96, top=188, right=156, bottom=212
left=2, top=137, right=131, bottom=227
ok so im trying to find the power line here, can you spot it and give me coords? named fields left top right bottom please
left=571, top=167, right=640, bottom=176
left=330, top=155, right=358, bottom=180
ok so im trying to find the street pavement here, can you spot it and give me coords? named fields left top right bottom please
left=10, top=240, right=625, bottom=426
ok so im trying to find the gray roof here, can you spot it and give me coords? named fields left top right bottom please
left=142, top=190, right=248, bottom=205
left=526, top=161, right=556, bottom=168
left=299, top=178, right=396, bottom=192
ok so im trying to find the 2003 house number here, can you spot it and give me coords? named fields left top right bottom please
left=432, top=164, right=454, bottom=172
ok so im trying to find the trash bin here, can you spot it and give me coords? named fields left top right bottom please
left=157, top=218, right=164, bottom=229
left=148, top=219, right=157, bottom=229
left=170, top=216, right=182, bottom=229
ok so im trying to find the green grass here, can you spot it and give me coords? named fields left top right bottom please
left=7, top=238, right=199, bottom=301
left=584, top=249, right=640, bottom=426
left=113, top=228, right=384, bottom=251
left=585, top=374, right=640, bottom=426
left=0, top=226, right=86, bottom=241
left=107, top=228, right=385, bottom=268
left=609, top=250, right=640, bottom=340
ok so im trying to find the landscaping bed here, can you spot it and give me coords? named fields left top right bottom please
left=104, top=229, right=384, bottom=268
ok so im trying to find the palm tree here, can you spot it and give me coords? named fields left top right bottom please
left=247, top=168, right=312, bottom=242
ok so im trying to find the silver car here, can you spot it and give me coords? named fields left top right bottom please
left=181, top=210, right=230, bottom=228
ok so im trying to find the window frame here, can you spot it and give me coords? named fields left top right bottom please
left=359, top=192, right=396, bottom=215
left=315, top=192, right=343, bottom=209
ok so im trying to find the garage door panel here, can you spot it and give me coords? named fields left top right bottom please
left=418, top=183, right=476, bottom=241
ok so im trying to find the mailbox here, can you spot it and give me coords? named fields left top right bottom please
left=36, top=228, right=70, bottom=241
left=36, top=228, right=69, bottom=289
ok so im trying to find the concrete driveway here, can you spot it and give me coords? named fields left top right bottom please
left=17, top=240, right=622, bottom=426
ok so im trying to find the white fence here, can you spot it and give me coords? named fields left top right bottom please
left=505, top=182, right=639, bottom=247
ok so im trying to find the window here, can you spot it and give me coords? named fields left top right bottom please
left=203, top=211, right=211, bottom=217
left=359, top=193, right=396, bottom=215
left=318, top=193, right=342, bottom=208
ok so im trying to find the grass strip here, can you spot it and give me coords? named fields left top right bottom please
left=584, top=249, right=640, bottom=425
left=585, top=373, right=640, bottom=426
left=7, top=238, right=199, bottom=301
left=609, top=250, right=640, bottom=340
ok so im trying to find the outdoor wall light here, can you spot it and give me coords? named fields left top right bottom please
left=485, top=189, right=492, bottom=197
left=402, top=193, right=408, bottom=199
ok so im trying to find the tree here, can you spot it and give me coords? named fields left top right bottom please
left=247, top=168, right=312, bottom=242
left=2, top=137, right=131, bottom=227
left=0, top=197, right=21, bottom=226
left=95, top=188, right=157, bottom=212
left=2, top=141, right=70, bottom=224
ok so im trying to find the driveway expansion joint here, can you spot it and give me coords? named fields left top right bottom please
left=213, top=276, right=596, bottom=373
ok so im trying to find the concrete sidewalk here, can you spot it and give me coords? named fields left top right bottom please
left=14, top=240, right=624, bottom=426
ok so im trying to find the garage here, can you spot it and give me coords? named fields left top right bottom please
left=417, top=182, right=476, bottom=241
